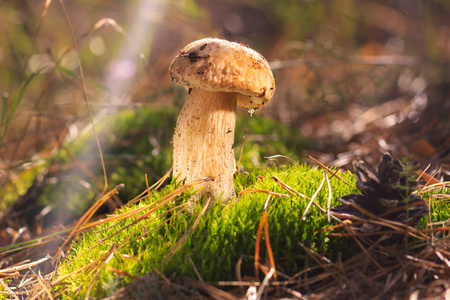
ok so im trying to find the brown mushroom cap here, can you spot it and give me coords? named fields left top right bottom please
left=169, top=38, right=275, bottom=110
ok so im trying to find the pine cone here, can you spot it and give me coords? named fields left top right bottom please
left=332, top=153, right=429, bottom=233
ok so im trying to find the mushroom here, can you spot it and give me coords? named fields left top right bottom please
left=169, top=38, right=275, bottom=203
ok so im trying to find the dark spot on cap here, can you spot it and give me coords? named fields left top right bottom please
left=200, top=43, right=207, bottom=50
left=186, top=51, right=209, bottom=63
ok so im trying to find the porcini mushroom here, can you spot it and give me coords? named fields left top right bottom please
left=170, top=38, right=275, bottom=203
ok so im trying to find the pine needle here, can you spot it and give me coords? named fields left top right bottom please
left=302, top=172, right=326, bottom=220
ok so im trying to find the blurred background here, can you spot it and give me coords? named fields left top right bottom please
left=1, top=0, right=449, bottom=242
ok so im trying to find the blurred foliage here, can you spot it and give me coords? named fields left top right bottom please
left=1, top=0, right=449, bottom=163
left=6, top=106, right=309, bottom=226
left=0, top=160, right=48, bottom=212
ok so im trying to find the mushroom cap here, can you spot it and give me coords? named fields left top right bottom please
left=169, top=38, right=275, bottom=110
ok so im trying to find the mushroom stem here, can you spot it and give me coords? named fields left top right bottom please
left=173, top=88, right=237, bottom=202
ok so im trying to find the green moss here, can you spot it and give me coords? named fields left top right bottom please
left=54, top=158, right=450, bottom=299
left=55, top=164, right=358, bottom=298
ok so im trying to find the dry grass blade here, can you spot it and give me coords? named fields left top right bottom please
left=120, top=254, right=143, bottom=264
left=0, top=257, right=50, bottom=276
left=325, top=170, right=332, bottom=223
left=415, top=165, right=438, bottom=185
left=419, top=167, right=442, bottom=192
left=264, top=155, right=297, bottom=165
left=145, top=174, right=152, bottom=203
left=257, top=267, right=275, bottom=300
left=255, top=196, right=277, bottom=282
left=419, top=181, right=450, bottom=194
left=188, top=256, right=205, bottom=286
left=59, top=0, right=109, bottom=200
left=153, top=167, right=173, bottom=191
left=83, top=18, right=145, bottom=61
left=78, top=173, right=154, bottom=239
left=153, top=268, right=171, bottom=284
left=404, top=254, right=446, bottom=269
left=0, top=288, right=38, bottom=297
left=52, top=240, right=118, bottom=286
left=309, top=155, right=356, bottom=189
left=254, top=202, right=265, bottom=280
left=272, top=175, right=336, bottom=221
left=434, top=250, right=450, bottom=270
left=96, top=200, right=185, bottom=241
left=107, top=267, right=136, bottom=279
left=297, top=241, right=340, bottom=283
left=36, top=272, right=53, bottom=300
left=332, top=202, right=428, bottom=240
left=378, top=200, right=429, bottom=218
left=84, top=243, right=117, bottom=300
left=216, top=280, right=260, bottom=287
left=234, top=255, right=245, bottom=282
left=346, top=202, right=426, bottom=239
left=206, top=284, right=240, bottom=300
left=331, top=227, right=449, bottom=237
left=28, top=290, right=46, bottom=300
left=125, top=167, right=173, bottom=207
left=57, top=17, right=146, bottom=66
left=239, top=189, right=289, bottom=198
left=430, top=194, right=450, bottom=199
left=151, top=208, right=192, bottom=262
left=52, top=184, right=124, bottom=264
left=263, top=198, right=276, bottom=281
left=302, top=172, right=326, bottom=221
left=272, top=175, right=309, bottom=199
left=298, top=242, right=332, bottom=265
left=63, top=190, right=193, bottom=267
left=263, top=219, right=276, bottom=281
left=343, top=224, right=383, bottom=270
left=161, top=195, right=212, bottom=265
left=284, top=287, right=304, bottom=299
left=418, top=227, right=450, bottom=234
left=194, top=282, right=239, bottom=300
left=87, top=177, right=214, bottom=259
left=114, top=203, right=188, bottom=254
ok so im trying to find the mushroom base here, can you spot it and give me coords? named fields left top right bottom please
left=173, top=88, right=237, bottom=203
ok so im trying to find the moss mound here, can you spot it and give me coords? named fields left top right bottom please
left=55, top=164, right=358, bottom=298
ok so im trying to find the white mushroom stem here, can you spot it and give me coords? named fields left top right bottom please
left=173, top=88, right=237, bottom=202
